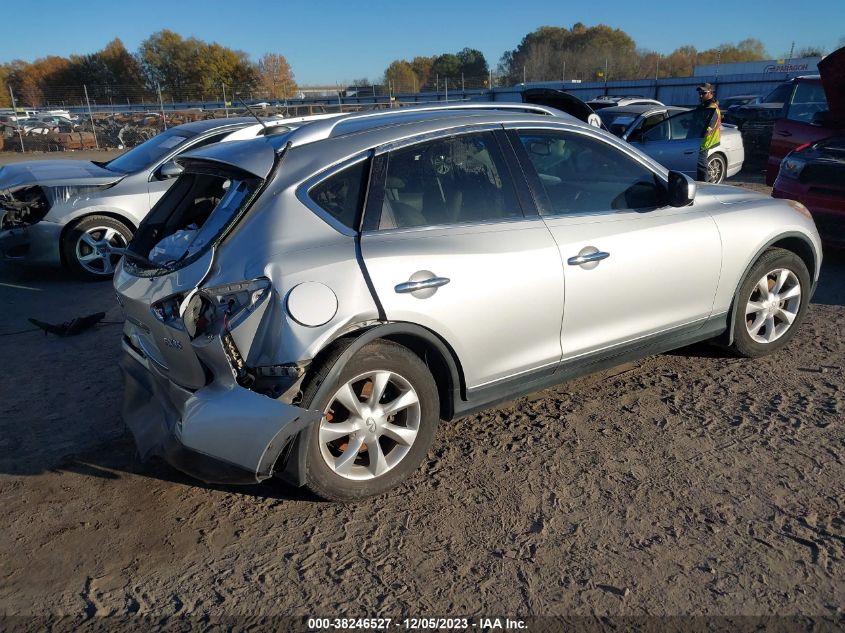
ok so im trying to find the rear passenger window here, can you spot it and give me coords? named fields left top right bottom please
left=518, top=130, right=663, bottom=214
left=787, top=82, right=828, bottom=123
left=379, top=132, right=521, bottom=229
left=309, top=159, right=369, bottom=230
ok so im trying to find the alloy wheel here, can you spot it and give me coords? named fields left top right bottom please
left=318, top=370, right=421, bottom=481
left=75, top=226, right=127, bottom=276
left=744, top=268, right=801, bottom=344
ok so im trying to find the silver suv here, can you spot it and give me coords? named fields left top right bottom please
left=115, top=104, right=822, bottom=501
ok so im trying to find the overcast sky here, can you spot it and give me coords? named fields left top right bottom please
left=3, top=0, right=843, bottom=84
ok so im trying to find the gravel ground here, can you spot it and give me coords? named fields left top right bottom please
left=0, top=155, right=842, bottom=628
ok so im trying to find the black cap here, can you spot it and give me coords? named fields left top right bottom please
left=696, top=82, right=714, bottom=93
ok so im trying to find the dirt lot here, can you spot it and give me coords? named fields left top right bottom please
left=0, top=154, right=842, bottom=628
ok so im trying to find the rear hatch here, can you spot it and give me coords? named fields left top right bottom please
left=818, top=45, right=845, bottom=125
left=115, top=138, right=279, bottom=389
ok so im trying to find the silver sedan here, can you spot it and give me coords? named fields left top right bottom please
left=0, top=117, right=294, bottom=277
left=597, top=104, right=745, bottom=183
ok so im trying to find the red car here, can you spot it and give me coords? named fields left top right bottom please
left=773, top=135, right=845, bottom=248
left=767, top=46, right=845, bottom=185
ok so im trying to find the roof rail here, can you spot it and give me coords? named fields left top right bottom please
left=286, top=102, right=563, bottom=147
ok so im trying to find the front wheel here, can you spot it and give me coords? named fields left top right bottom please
left=707, top=153, right=727, bottom=184
left=301, top=340, right=440, bottom=502
left=730, top=248, right=811, bottom=358
left=62, top=215, right=133, bottom=279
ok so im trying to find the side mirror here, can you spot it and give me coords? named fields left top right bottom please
left=158, top=160, right=184, bottom=179
left=628, top=130, right=643, bottom=143
left=667, top=170, right=696, bottom=207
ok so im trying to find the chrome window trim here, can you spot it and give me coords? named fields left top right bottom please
left=373, top=123, right=503, bottom=155
left=296, top=151, right=372, bottom=237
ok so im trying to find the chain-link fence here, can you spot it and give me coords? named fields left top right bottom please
left=1, top=77, right=502, bottom=152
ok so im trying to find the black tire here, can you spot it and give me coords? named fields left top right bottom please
left=300, top=339, right=440, bottom=502
left=707, top=153, right=727, bottom=184
left=730, top=247, right=811, bottom=358
left=62, top=214, right=133, bottom=279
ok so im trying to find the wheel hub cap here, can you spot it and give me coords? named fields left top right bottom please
left=318, top=370, right=421, bottom=481
left=744, top=268, right=801, bottom=344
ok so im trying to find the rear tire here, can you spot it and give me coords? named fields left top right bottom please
left=707, top=153, right=727, bottom=184
left=300, top=340, right=440, bottom=502
left=62, top=214, right=133, bottom=279
left=730, top=248, right=810, bottom=358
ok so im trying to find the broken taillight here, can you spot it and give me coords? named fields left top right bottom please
left=182, top=278, right=272, bottom=340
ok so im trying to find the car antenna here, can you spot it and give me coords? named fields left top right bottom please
left=235, top=92, right=267, bottom=131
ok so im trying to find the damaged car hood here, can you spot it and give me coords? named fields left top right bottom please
left=0, top=160, right=125, bottom=192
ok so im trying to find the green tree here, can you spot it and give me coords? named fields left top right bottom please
left=431, top=53, right=461, bottom=84
left=456, top=48, right=489, bottom=81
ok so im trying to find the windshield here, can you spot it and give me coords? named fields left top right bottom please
left=763, top=84, right=793, bottom=105
left=104, top=128, right=197, bottom=174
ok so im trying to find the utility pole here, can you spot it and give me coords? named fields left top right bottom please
left=523, top=65, right=526, bottom=84
left=562, top=60, right=566, bottom=83
left=83, top=84, right=100, bottom=150
left=156, top=82, right=167, bottom=130
left=655, top=55, right=660, bottom=81
left=222, top=82, right=229, bottom=118
left=445, top=77, right=448, bottom=102
left=8, top=86, right=24, bottom=152
left=489, top=69, right=493, bottom=91
left=788, top=41, right=795, bottom=61
left=603, top=59, right=609, bottom=95
left=461, top=72, right=464, bottom=92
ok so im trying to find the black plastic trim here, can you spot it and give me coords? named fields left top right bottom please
left=455, top=315, right=728, bottom=418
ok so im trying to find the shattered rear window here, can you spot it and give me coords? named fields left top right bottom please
left=127, top=169, right=263, bottom=274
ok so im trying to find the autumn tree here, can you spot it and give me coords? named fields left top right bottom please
left=0, top=64, right=10, bottom=108
left=257, top=53, right=297, bottom=99
left=410, top=56, right=434, bottom=89
left=384, top=60, right=417, bottom=93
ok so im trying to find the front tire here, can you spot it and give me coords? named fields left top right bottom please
left=301, top=340, right=440, bottom=502
left=730, top=248, right=810, bottom=358
left=62, top=215, right=133, bottom=279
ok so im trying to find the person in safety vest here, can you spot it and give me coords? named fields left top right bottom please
left=695, top=82, right=721, bottom=182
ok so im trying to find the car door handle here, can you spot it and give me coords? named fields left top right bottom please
left=567, top=251, right=610, bottom=266
left=776, top=130, right=792, bottom=137
left=394, top=277, right=450, bottom=293
left=683, top=149, right=696, bottom=155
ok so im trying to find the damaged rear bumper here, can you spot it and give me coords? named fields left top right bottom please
left=0, top=222, right=63, bottom=265
left=120, top=339, right=321, bottom=485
